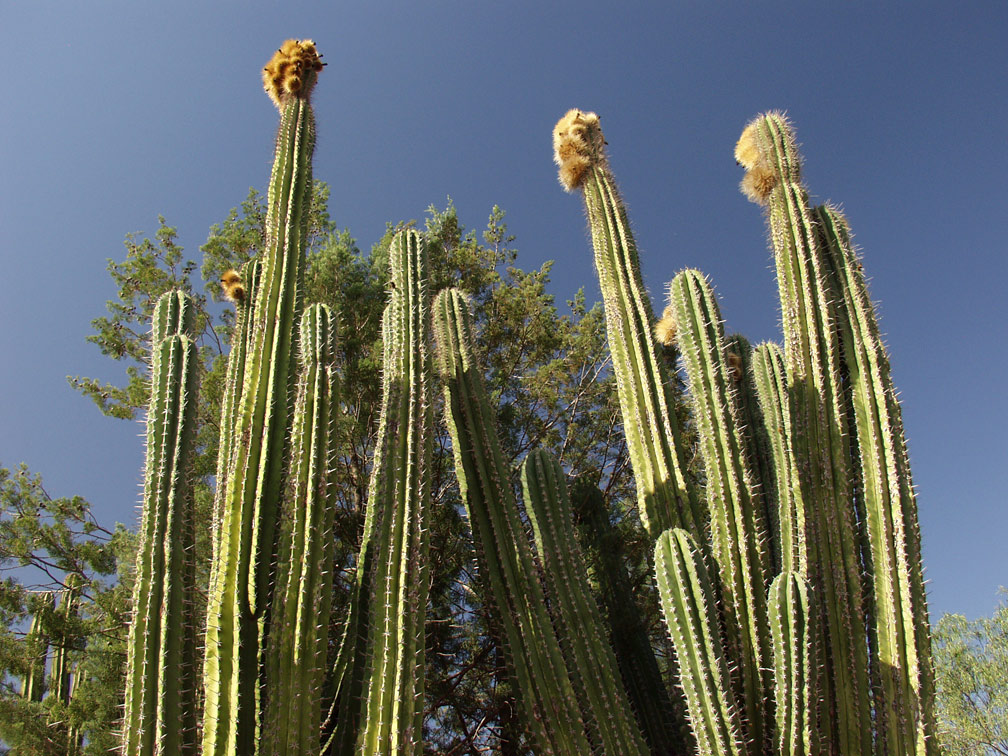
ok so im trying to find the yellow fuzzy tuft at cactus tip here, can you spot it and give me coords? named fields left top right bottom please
left=553, top=109, right=607, bottom=192
left=726, top=351, right=743, bottom=382
left=220, top=269, right=245, bottom=304
left=262, top=39, right=325, bottom=110
left=736, top=111, right=801, bottom=205
left=653, top=305, right=677, bottom=347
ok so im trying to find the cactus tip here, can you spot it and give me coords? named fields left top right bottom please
left=553, top=108, right=605, bottom=192
left=262, top=39, right=324, bottom=110
left=726, top=351, right=743, bottom=381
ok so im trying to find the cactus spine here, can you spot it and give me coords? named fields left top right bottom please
left=668, top=269, right=772, bottom=750
left=433, top=287, right=590, bottom=755
left=736, top=112, right=872, bottom=754
left=263, top=304, right=339, bottom=755
left=202, top=39, right=322, bottom=754
left=814, top=205, right=937, bottom=754
left=552, top=110, right=703, bottom=539
left=122, top=289, right=200, bottom=756
left=327, top=230, right=433, bottom=754
left=521, top=449, right=650, bottom=756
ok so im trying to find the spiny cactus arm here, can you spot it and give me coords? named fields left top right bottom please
left=768, top=572, right=814, bottom=756
left=151, top=289, right=197, bottom=347
left=434, top=287, right=590, bottom=756
left=522, top=449, right=650, bottom=756
left=203, top=40, right=321, bottom=755
left=736, top=112, right=871, bottom=754
left=49, top=581, right=80, bottom=706
left=654, top=528, right=747, bottom=756
left=750, top=342, right=805, bottom=575
left=724, top=334, right=781, bottom=575
left=123, top=290, right=200, bottom=755
left=20, top=592, right=53, bottom=702
left=668, top=268, right=772, bottom=749
left=210, top=260, right=261, bottom=573
left=568, top=478, right=693, bottom=754
left=553, top=109, right=703, bottom=540
left=814, top=205, right=937, bottom=755
left=263, top=304, right=339, bottom=756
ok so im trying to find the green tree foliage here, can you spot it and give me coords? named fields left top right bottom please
left=3, top=185, right=655, bottom=753
left=934, top=597, right=1008, bottom=755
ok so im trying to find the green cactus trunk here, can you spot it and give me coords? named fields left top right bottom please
left=327, top=230, right=433, bottom=754
left=768, top=571, right=813, bottom=756
left=433, top=287, right=590, bottom=756
left=814, top=205, right=937, bottom=755
left=20, top=592, right=53, bottom=703
left=736, top=112, right=872, bottom=754
left=202, top=57, right=317, bottom=754
left=654, top=528, right=746, bottom=756
left=521, top=449, right=650, bottom=756
left=668, top=269, right=773, bottom=750
left=553, top=110, right=703, bottom=540
left=122, top=290, right=201, bottom=756
left=263, top=304, right=339, bottom=756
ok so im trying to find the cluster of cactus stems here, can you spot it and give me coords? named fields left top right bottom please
left=115, top=40, right=937, bottom=756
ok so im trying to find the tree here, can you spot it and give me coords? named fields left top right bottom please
left=934, top=596, right=1008, bottom=755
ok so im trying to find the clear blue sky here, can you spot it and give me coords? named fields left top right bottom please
left=2, top=2, right=1005, bottom=622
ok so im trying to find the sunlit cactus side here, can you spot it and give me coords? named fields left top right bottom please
left=202, top=39, right=322, bottom=755
left=433, top=287, right=590, bottom=755
left=768, top=571, right=813, bottom=756
left=568, top=478, right=692, bottom=755
left=553, top=109, right=703, bottom=540
left=50, top=581, right=83, bottom=756
left=736, top=112, right=872, bottom=754
left=814, top=204, right=937, bottom=754
left=654, top=528, right=746, bottom=756
left=328, top=230, right=433, bottom=755
left=750, top=343, right=806, bottom=576
left=521, top=449, right=650, bottom=756
left=20, top=592, right=54, bottom=702
left=122, top=289, right=201, bottom=756
left=263, top=304, right=339, bottom=756
left=668, top=269, right=773, bottom=750
left=210, top=260, right=261, bottom=572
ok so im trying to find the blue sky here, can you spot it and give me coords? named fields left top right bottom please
left=1, top=2, right=1005, bottom=622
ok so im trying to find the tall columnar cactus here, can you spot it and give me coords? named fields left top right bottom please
left=552, top=110, right=703, bottom=540
left=122, top=289, right=201, bottom=756
left=668, top=269, right=773, bottom=750
left=814, top=204, right=937, bottom=754
left=327, top=230, right=433, bottom=755
left=263, top=303, right=339, bottom=756
left=521, top=449, right=650, bottom=756
left=767, top=571, right=813, bottom=756
left=202, top=39, right=322, bottom=755
left=750, top=342, right=806, bottom=575
left=654, top=528, right=746, bottom=756
left=433, top=287, right=591, bottom=755
left=567, top=478, right=692, bottom=755
left=735, top=112, right=872, bottom=754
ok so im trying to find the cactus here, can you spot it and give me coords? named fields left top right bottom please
left=736, top=111, right=872, bottom=754
left=263, top=304, right=339, bottom=755
left=202, top=39, right=322, bottom=754
left=20, top=592, right=53, bottom=703
left=521, top=449, right=650, bottom=755
left=433, top=287, right=591, bottom=755
left=654, top=528, right=746, bottom=756
left=326, top=230, right=433, bottom=754
left=552, top=110, right=703, bottom=540
left=668, top=269, right=773, bottom=750
left=768, top=571, right=813, bottom=756
left=122, top=289, right=201, bottom=756
left=814, top=204, right=937, bottom=754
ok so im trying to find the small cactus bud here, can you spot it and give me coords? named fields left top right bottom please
left=220, top=269, right=245, bottom=304
left=654, top=306, right=678, bottom=347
